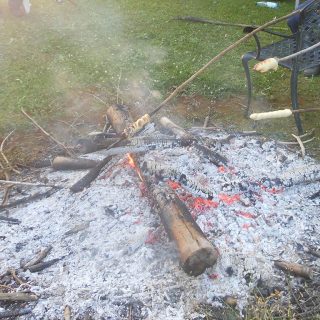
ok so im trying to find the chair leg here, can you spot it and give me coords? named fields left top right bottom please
left=242, top=54, right=254, bottom=117
left=290, top=68, right=304, bottom=135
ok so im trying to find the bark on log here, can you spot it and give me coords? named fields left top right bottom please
left=52, top=157, right=98, bottom=170
left=108, top=106, right=218, bottom=276
left=159, top=117, right=228, bottom=166
left=150, top=184, right=219, bottom=276
left=0, top=292, right=38, bottom=302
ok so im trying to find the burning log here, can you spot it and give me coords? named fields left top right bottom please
left=159, top=117, right=228, bottom=166
left=52, top=156, right=98, bottom=171
left=108, top=105, right=218, bottom=276
left=149, top=183, right=219, bottom=276
left=274, top=260, right=313, bottom=279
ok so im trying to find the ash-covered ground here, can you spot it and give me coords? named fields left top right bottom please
left=0, top=127, right=319, bottom=319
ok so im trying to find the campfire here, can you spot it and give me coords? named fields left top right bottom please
left=0, top=104, right=319, bottom=319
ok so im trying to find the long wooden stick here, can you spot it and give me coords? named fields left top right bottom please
left=173, top=16, right=287, bottom=31
left=70, top=11, right=301, bottom=192
left=148, top=10, right=300, bottom=118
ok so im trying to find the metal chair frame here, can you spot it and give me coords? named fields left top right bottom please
left=242, top=0, right=320, bottom=134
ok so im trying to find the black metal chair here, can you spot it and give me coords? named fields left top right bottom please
left=242, top=0, right=320, bottom=134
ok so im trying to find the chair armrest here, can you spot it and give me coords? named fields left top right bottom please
left=243, top=26, right=293, bottom=39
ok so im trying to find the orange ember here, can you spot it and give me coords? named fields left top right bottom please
left=167, top=180, right=181, bottom=190
left=218, top=193, right=240, bottom=205
left=127, top=154, right=136, bottom=168
left=192, top=197, right=219, bottom=211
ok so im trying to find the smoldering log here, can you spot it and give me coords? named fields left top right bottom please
left=108, top=105, right=218, bottom=276
left=0, top=292, right=38, bottom=302
left=159, top=117, right=228, bottom=166
left=150, top=184, right=219, bottom=276
left=52, top=157, right=98, bottom=171
left=274, top=260, right=313, bottom=279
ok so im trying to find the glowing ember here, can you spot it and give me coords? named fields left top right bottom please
left=235, top=210, right=256, bottom=219
left=192, top=197, right=219, bottom=211
left=218, top=193, right=241, bottom=205
left=167, top=180, right=181, bottom=190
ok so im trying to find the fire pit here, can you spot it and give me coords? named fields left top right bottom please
left=0, top=109, right=319, bottom=319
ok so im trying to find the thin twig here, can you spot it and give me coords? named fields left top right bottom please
left=292, top=134, right=306, bottom=158
left=21, top=107, right=74, bottom=157
left=116, top=69, right=122, bottom=105
left=0, top=130, right=20, bottom=174
left=0, top=180, right=63, bottom=188
left=8, top=269, right=26, bottom=286
left=277, top=137, right=315, bottom=145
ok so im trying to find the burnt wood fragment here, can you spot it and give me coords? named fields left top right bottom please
left=159, top=117, right=227, bottom=166
left=0, top=308, right=32, bottom=319
left=274, top=260, right=313, bottom=279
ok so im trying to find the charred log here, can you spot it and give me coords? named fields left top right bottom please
left=52, top=157, right=98, bottom=171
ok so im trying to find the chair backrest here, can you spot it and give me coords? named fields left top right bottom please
left=297, top=0, right=320, bottom=67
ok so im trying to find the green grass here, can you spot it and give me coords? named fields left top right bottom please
left=0, top=0, right=319, bottom=135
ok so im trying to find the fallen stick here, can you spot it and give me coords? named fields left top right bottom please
left=159, top=117, right=228, bottom=166
left=0, top=129, right=20, bottom=174
left=0, top=292, right=38, bottom=302
left=52, top=156, right=98, bottom=170
left=21, top=107, right=74, bottom=157
left=0, top=180, right=63, bottom=188
left=23, top=245, right=53, bottom=270
left=27, top=258, right=61, bottom=273
left=0, top=308, right=32, bottom=319
left=69, top=11, right=301, bottom=191
left=0, top=215, right=20, bottom=224
left=274, top=260, right=313, bottom=279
